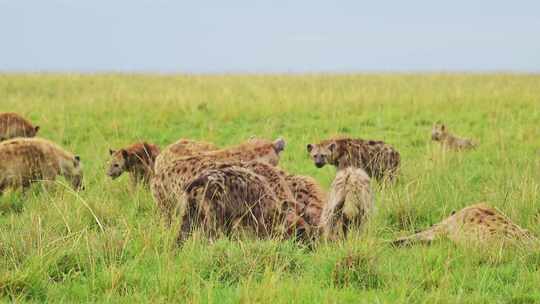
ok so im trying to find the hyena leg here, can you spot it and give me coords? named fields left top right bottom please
left=177, top=201, right=198, bottom=244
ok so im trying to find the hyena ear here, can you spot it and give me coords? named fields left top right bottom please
left=34, top=126, right=40, bottom=133
left=328, top=143, right=337, bottom=152
left=109, top=149, right=115, bottom=156
left=440, top=124, right=446, bottom=131
left=121, top=149, right=129, bottom=159
left=273, top=137, right=286, bottom=153
left=306, top=144, right=314, bottom=153
left=142, top=142, right=154, bottom=156
left=74, top=155, right=81, bottom=166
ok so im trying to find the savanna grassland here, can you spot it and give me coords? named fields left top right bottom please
left=1, top=73, right=539, bottom=303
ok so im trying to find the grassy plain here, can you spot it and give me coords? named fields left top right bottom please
left=0, top=73, right=539, bottom=303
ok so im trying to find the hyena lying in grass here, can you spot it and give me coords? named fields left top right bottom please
left=0, top=112, right=40, bottom=141
left=107, top=142, right=160, bottom=186
left=320, top=167, right=374, bottom=241
left=431, top=123, right=477, bottom=150
left=0, top=138, right=83, bottom=194
left=181, top=166, right=308, bottom=242
left=307, top=137, right=400, bottom=182
left=393, top=203, right=534, bottom=247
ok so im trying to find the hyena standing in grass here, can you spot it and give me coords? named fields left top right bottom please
left=321, top=167, right=374, bottom=241
left=107, top=142, right=160, bottom=186
left=284, top=174, right=327, bottom=233
left=154, top=138, right=218, bottom=174
left=150, top=137, right=286, bottom=222
left=0, top=112, right=40, bottom=141
left=431, top=123, right=477, bottom=150
left=392, top=203, right=534, bottom=247
left=181, top=166, right=308, bottom=242
left=307, top=137, right=400, bottom=182
left=0, top=138, right=83, bottom=194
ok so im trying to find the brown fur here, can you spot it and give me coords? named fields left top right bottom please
left=154, top=138, right=218, bottom=174
left=150, top=137, right=286, bottom=221
left=0, top=138, right=83, bottom=193
left=107, top=142, right=160, bottom=185
left=393, top=203, right=534, bottom=246
left=181, top=166, right=306, bottom=241
left=0, top=113, right=39, bottom=141
left=431, top=123, right=477, bottom=150
left=307, top=137, right=400, bottom=182
left=284, top=174, right=327, bottom=231
left=321, top=167, right=374, bottom=241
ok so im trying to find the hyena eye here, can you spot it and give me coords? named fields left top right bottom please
left=114, top=164, right=120, bottom=168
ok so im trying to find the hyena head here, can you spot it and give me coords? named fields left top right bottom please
left=253, top=137, right=286, bottom=166
left=306, top=141, right=337, bottom=168
left=27, top=125, right=40, bottom=137
left=107, top=149, right=129, bottom=179
left=61, top=155, right=84, bottom=190
left=431, top=123, right=448, bottom=141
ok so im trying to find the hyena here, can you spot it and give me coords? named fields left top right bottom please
left=320, top=167, right=374, bottom=241
left=0, top=112, right=39, bottom=141
left=154, top=138, right=218, bottom=174
left=150, top=137, right=287, bottom=222
left=107, top=142, right=160, bottom=186
left=307, top=137, right=400, bottom=182
left=431, top=123, right=477, bottom=150
left=392, top=203, right=534, bottom=247
left=0, top=138, right=83, bottom=194
left=284, top=174, right=327, bottom=232
left=181, top=166, right=307, bottom=242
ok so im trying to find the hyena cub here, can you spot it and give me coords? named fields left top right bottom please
left=0, top=138, right=83, bottom=194
left=393, top=203, right=534, bottom=247
left=307, top=137, right=400, bottom=182
left=181, top=166, right=306, bottom=242
left=107, top=142, right=160, bottom=185
left=431, top=123, right=477, bottom=150
left=320, top=167, right=374, bottom=241
left=0, top=112, right=39, bottom=141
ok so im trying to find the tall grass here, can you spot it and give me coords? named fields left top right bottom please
left=0, top=73, right=539, bottom=302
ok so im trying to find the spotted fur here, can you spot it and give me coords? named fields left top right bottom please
left=393, top=203, right=534, bottom=246
left=150, top=137, right=286, bottom=221
left=307, top=137, right=400, bottom=182
left=284, top=174, right=326, bottom=231
left=181, top=166, right=306, bottom=241
left=154, top=138, right=218, bottom=174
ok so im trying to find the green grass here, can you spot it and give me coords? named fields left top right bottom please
left=1, top=73, right=539, bottom=303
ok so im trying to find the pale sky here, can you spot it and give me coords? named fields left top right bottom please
left=1, top=0, right=539, bottom=73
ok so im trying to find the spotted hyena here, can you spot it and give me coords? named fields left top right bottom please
left=320, top=167, right=374, bottom=241
left=0, top=113, right=39, bottom=141
left=150, top=137, right=286, bottom=221
left=107, top=142, right=160, bottom=186
left=154, top=138, right=218, bottom=174
left=181, top=166, right=306, bottom=242
left=0, top=138, right=83, bottom=194
left=393, top=203, right=534, bottom=247
left=431, top=123, right=477, bottom=150
left=284, top=174, right=327, bottom=234
left=307, top=137, right=400, bottom=182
